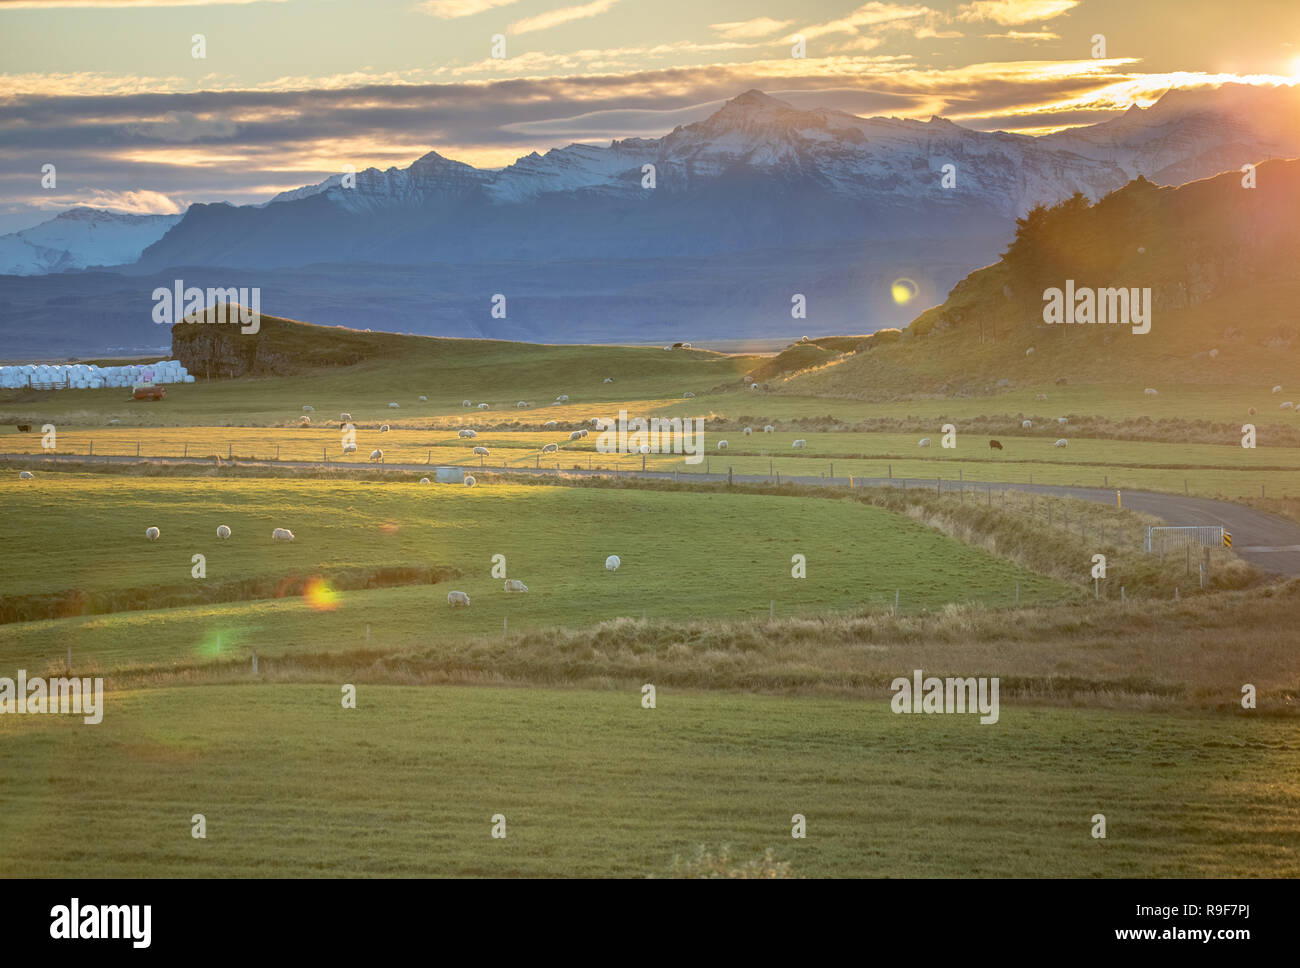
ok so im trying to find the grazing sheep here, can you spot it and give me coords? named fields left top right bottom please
left=1144, top=388, right=1158, bottom=396
left=419, top=477, right=430, bottom=484
left=681, top=342, right=692, bottom=349
left=464, top=475, right=477, bottom=487
left=1209, top=348, right=1219, bottom=358
left=388, top=402, right=399, bottom=409
left=517, top=401, right=528, bottom=408
left=792, top=439, right=807, bottom=449
left=542, top=443, right=559, bottom=453
left=299, top=415, right=312, bottom=426
left=750, top=384, right=761, bottom=391
left=473, top=445, right=489, bottom=456
left=578, top=429, right=589, bottom=438
left=663, top=346, right=671, bottom=351
left=603, top=377, right=614, bottom=383
left=302, top=405, right=314, bottom=412
left=108, top=419, right=120, bottom=425
left=917, top=438, right=932, bottom=447
left=718, top=440, right=728, bottom=449
left=1283, top=402, right=1296, bottom=410
left=743, top=426, right=753, bottom=435
left=605, top=555, right=621, bottom=571
left=216, top=525, right=231, bottom=540
left=569, top=431, right=583, bottom=440
left=1273, top=385, right=1283, bottom=393
left=418, top=395, right=427, bottom=401
left=477, top=403, right=489, bottom=410
left=340, top=412, right=352, bottom=422
left=764, top=425, right=774, bottom=433
left=1025, top=347, right=1035, bottom=356
left=504, top=579, right=528, bottom=593
left=369, top=449, right=384, bottom=462
left=542, top=420, right=557, bottom=429
left=145, top=527, right=160, bottom=542
left=458, top=429, right=477, bottom=439
left=1021, top=420, right=1033, bottom=429
left=18, top=470, right=34, bottom=479
left=447, top=590, right=470, bottom=607
left=379, top=424, right=389, bottom=433
left=1035, top=393, right=1047, bottom=401
left=556, top=394, right=569, bottom=403
left=342, top=442, right=357, bottom=454
left=1054, top=438, right=1068, bottom=447
left=988, top=440, right=1003, bottom=450
left=462, top=399, right=472, bottom=408
left=589, top=418, right=601, bottom=427
left=683, top=392, right=695, bottom=398
left=1057, top=417, right=1068, bottom=425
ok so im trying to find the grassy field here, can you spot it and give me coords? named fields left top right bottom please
left=0, top=472, right=1071, bottom=634
left=0, top=684, right=1294, bottom=878
left=7, top=424, right=1296, bottom=499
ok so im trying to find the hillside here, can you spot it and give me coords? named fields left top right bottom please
left=782, top=159, right=1300, bottom=399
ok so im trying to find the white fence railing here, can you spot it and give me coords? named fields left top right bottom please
left=1144, top=525, right=1224, bottom=554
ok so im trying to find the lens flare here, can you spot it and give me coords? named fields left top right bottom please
left=891, top=278, right=918, bottom=306
left=304, top=577, right=339, bottom=611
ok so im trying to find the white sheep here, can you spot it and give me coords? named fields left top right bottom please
left=578, top=429, right=589, bottom=438
left=764, top=425, right=774, bottom=433
left=683, top=392, right=695, bottom=398
left=447, top=590, right=470, bottom=607
left=718, top=440, right=728, bottom=449
left=145, top=526, right=160, bottom=542
left=473, top=445, right=489, bottom=456
left=750, top=384, right=761, bottom=391
left=389, top=402, right=400, bottom=409
left=792, top=439, right=807, bottom=449
left=462, top=399, right=472, bottom=408
left=342, top=442, right=357, bottom=454
left=1021, top=420, right=1033, bottom=429
left=918, top=438, right=932, bottom=447
left=743, top=427, right=752, bottom=435
left=458, top=429, right=477, bottom=438
left=517, top=401, right=528, bottom=408
left=379, top=424, right=390, bottom=433
left=1054, top=439, right=1068, bottom=447
left=369, top=449, right=384, bottom=462
left=1272, top=385, right=1282, bottom=393
left=603, top=377, right=613, bottom=383
left=1282, top=401, right=1296, bottom=410
left=1057, top=417, right=1067, bottom=425
left=1035, top=393, right=1047, bottom=401
left=1209, top=348, right=1219, bottom=358
left=216, top=525, right=231, bottom=540
left=605, top=555, right=621, bottom=571
left=663, top=346, right=671, bottom=351
left=1144, top=388, right=1158, bottom=396
left=589, top=418, right=601, bottom=427
left=477, top=403, right=489, bottom=410
left=464, top=475, right=477, bottom=487
left=302, top=405, right=314, bottom=412
left=504, top=579, right=528, bottom=593
left=556, top=394, right=569, bottom=403
left=18, top=470, right=34, bottom=479
left=569, top=431, right=583, bottom=440
left=681, top=342, right=692, bottom=349
left=418, top=395, right=427, bottom=401
left=542, top=443, right=559, bottom=453
left=271, top=528, right=294, bottom=542
left=1025, top=347, right=1035, bottom=356
left=108, top=418, right=120, bottom=425
left=299, top=416, right=311, bottom=425
left=340, top=412, right=352, bottom=422
left=419, top=477, right=431, bottom=484
left=543, top=420, right=557, bottom=428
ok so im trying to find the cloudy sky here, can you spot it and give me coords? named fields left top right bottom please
left=1, top=0, right=1297, bottom=232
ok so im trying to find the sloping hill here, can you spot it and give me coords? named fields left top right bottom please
left=783, top=159, right=1300, bottom=399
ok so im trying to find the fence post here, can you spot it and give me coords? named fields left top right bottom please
left=136, top=441, right=140, bottom=456
left=89, top=441, right=93, bottom=456
left=1015, top=581, right=1019, bottom=605
left=276, top=444, right=280, bottom=460
left=769, top=600, right=774, bottom=619
left=728, top=466, right=733, bottom=486
left=251, top=649, right=258, bottom=676
left=1121, top=586, right=1125, bottom=603
left=830, top=462, right=834, bottom=478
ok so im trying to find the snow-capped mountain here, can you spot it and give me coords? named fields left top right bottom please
left=0, top=208, right=183, bottom=276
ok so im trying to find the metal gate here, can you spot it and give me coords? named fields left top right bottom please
left=1143, top=526, right=1225, bottom=554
